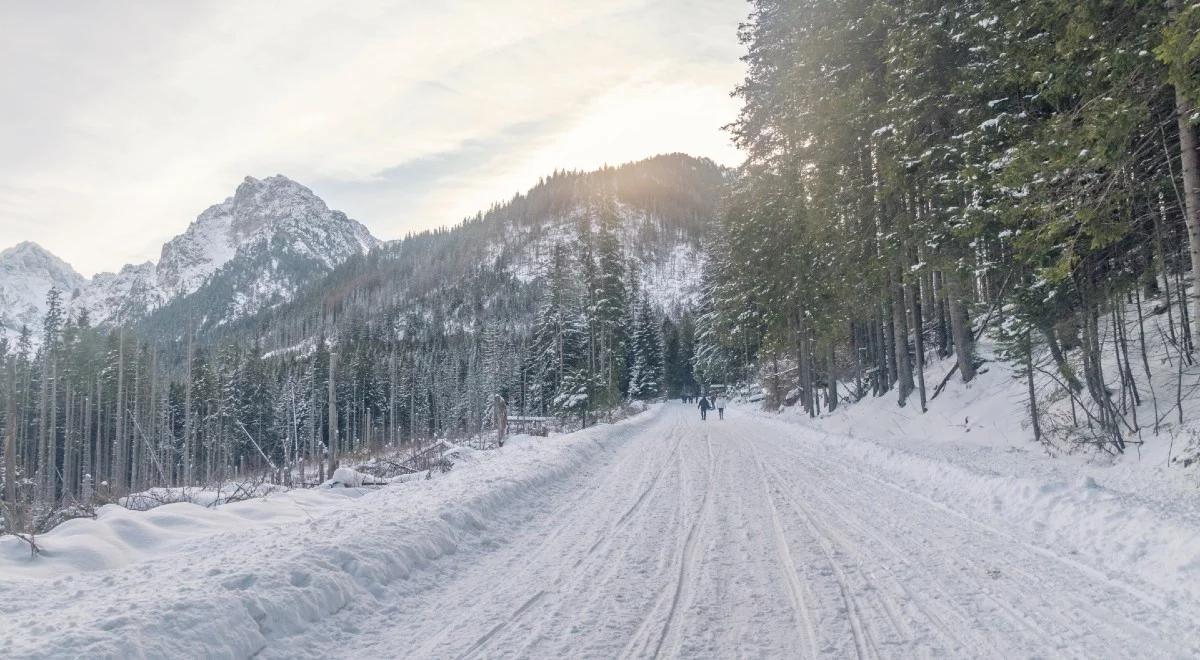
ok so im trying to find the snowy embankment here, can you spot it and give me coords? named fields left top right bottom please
left=757, top=355, right=1200, bottom=610
left=0, top=414, right=654, bottom=659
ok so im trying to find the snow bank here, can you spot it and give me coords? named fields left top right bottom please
left=324, top=467, right=372, bottom=488
left=119, top=483, right=286, bottom=510
left=808, top=423, right=1200, bottom=605
left=0, top=489, right=365, bottom=578
left=0, top=411, right=656, bottom=659
left=753, top=355, right=1200, bottom=608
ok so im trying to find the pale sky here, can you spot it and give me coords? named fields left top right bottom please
left=0, top=1, right=747, bottom=277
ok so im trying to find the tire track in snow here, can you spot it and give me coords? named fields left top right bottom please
left=764, top=414, right=1175, bottom=613
left=617, top=427, right=717, bottom=660
left=797, top=461, right=1067, bottom=653
left=844, top=479, right=1176, bottom=653
left=754, top=459, right=880, bottom=660
left=497, top=412, right=691, bottom=659
left=455, top=590, right=547, bottom=660
left=763, top=443, right=1069, bottom=655
left=378, top=411, right=681, bottom=659
left=527, top=414, right=680, bottom=566
left=649, top=428, right=717, bottom=659
left=762, top=427, right=1192, bottom=658
left=746, top=440, right=823, bottom=660
left=577, top=414, right=688, bottom=566
left=757, top=450, right=1002, bottom=657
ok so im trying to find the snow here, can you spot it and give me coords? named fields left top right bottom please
left=153, top=175, right=378, bottom=315
left=260, top=336, right=318, bottom=360
left=325, top=467, right=374, bottom=488
left=495, top=203, right=706, bottom=313
left=0, top=175, right=380, bottom=338
left=3, top=398, right=1200, bottom=657
left=78, top=261, right=161, bottom=326
left=759, top=386, right=1200, bottom=615
left=0, top=242, right=86, bottom=341
left=639, top=241, right=706, bottom=312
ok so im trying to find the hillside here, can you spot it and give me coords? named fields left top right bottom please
left=0, top=153, right=722, bottom=519
left=147, top=153, right=724, bottom=350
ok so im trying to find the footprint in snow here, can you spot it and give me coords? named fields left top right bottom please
left=290, top=570, right=312, bottom=587
left=221, top=574, right=257, bottom=590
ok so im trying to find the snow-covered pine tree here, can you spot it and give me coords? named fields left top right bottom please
left=628, top=295, right=664, bottom=401
left=592, top=210, right=629, bottom=407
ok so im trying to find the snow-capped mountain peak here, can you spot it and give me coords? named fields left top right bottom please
left=0, top=242, right=87, bottom=339
left=156, top=174, right=378, bottom=297
left=0, top=241, right=85, bottom=289
left=0, top=176, right=379, bottom=339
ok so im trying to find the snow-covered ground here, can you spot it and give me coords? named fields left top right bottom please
left=3, top=402, right=1200, bottom=658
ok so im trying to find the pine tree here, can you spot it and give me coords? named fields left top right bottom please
left=628, top=296, right=664, bottom=400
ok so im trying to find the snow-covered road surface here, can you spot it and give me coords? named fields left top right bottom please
left=4, top=403, right=1199, bottom=658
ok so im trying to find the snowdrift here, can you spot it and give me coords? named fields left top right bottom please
left=0, top=413, right=656, bottom=658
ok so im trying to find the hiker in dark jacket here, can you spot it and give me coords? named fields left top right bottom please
left=697, top=395, right=711, bottom=420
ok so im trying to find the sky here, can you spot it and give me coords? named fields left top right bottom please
left=0, top=1, right=747, bottom=277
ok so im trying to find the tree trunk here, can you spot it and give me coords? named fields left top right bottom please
left=946, top=271, right=976, bottom=382
left=37, top=353, right=47, bottom=503
left=82, top=390, right=92, bottom=497
left=1154, top=197, right=1179, bottom=344
left=826, top=341, right=837, bottom=412
left=1026, top=330, right=1042, bottom=444
left=4, top=393, right=17, bottom=517
left=46, top=355, right=58, bottom=504
left=933, top=270, right=949, bottom=356
left=114, top=331, right=126, bottom=494
left=1177, top=90, right=1200, bottom=347
left=63, top=384, right=74, bottom=502
left=891, top=268, right=914, bottom=406
left=327, top=352, right=339, bottom=478
left=881, top=300, right=897, bottom=393
left=909, top=280, right=928, bottom=412
left=184, top=331, right=193, bottom=485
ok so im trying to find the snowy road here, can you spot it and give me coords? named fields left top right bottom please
left=4, top=403, right=1199, bottom=658
left=275, top=405, right=1198, bottom=659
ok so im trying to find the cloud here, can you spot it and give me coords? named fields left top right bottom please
left=0, top=0, right=746, bottom=276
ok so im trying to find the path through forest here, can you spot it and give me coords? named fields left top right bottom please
left=5, top=403, right=1198, bottom=659
left=278, top=404, right=1200, bottom=659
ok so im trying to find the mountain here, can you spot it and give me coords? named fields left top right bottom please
left=156, top=175, right=378, bottom=299
left=0, top=175, right=379, bottom=340
left=145, top=175, right=379, bottom=326
left=0, top=242, right=87, bottom=341
left=75, top=261, right=160, bottom=327
left=0, top=153, right=723, bottom=521
left=168, top=153, right=726, bottom=353
left=1, top=155, right=721, bottom=350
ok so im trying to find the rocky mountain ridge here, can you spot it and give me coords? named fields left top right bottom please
left=0, top=175, right=378, bottom=341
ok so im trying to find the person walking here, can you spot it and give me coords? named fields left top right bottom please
left=714, top=393, right=727, bottom=420
left=697, top=395, right=711, bottom=421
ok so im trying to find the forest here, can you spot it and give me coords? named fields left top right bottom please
left=4, top=0, right=1200, bottom=537
left=0, top=155, right=713, bottom=534
left=694, top=0, right=1200, bottom=450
